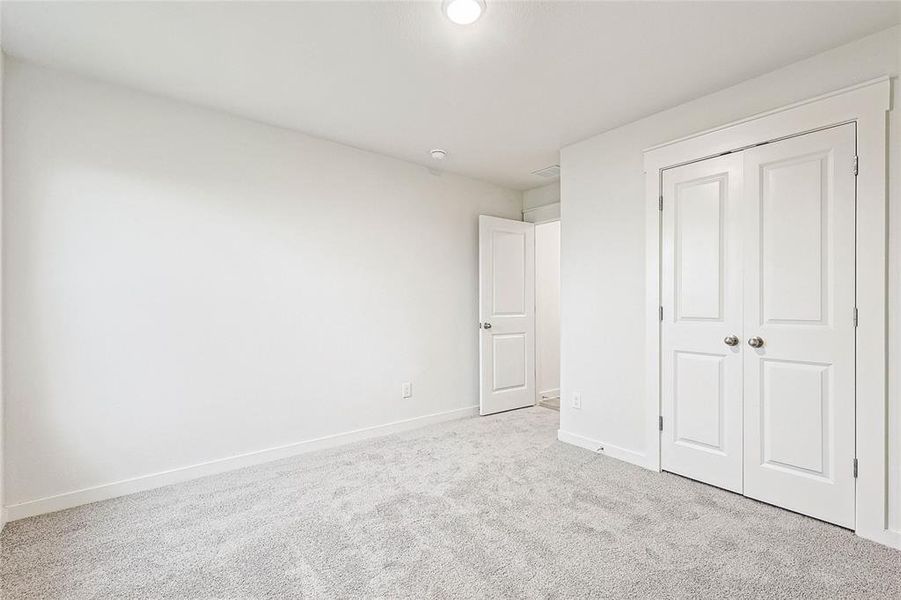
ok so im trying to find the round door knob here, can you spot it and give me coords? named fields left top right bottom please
left=483, top=322, right=492, bottom=329
left=748, top=336, right=764, bottom=348
left=723, top=335, right=739, bottom=347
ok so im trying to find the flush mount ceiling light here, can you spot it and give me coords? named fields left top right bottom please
left=430, top=148, right=448, bottom=160
left=442, top=0, right=486, bottom=25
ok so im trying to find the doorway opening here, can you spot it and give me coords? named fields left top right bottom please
left=477, top=208, right=560, bottom=418
left=535, top=220, right=561, bottom=412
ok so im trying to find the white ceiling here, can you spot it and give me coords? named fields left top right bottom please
left=3, top=1, right=899, bottom=190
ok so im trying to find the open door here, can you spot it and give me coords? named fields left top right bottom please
left=479, top=215, right=535, bottom=415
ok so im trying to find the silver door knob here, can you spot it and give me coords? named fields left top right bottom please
left=482, top=322, right=492, bottom=329
left=724, top=335, right=739, bottom=347
left=748, top=336, right=764, bottom=348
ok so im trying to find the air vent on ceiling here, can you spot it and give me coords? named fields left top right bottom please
left=531, top=164, right=561, bottom=179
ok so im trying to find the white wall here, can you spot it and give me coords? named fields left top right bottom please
left=0, top=45, right=5, bottom=526
left=523, top=182, right=560, bottom=224
left=888, top=26, right=901, bottom=535
left=523, top=182, right=560, bottom=211
left=2, top=58, right=521, bottom=513
left=559, top=26, right=900, bottom=525
left=535, top=221, right=560, bottom=398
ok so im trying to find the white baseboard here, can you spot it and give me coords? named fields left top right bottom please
left=538, top=388, right=560, bottom=400
left=6, top=405, right=478, bottom=522
left=857, top=526, right=901, bottom=550
left=557, top=429, right=655, bottom=471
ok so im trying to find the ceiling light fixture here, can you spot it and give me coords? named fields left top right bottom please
left=442, top=0, right=485, bottom=25
left=430, top=148, right=448, bottom=160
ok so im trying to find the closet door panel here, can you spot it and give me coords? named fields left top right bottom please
left=661, top=153, right=743, bottom=493
left=742, top=123, right=856, bottom=528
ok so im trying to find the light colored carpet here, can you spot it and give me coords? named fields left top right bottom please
left=2, top=407, right=899, bottom=599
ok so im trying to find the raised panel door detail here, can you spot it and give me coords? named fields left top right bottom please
left=675, top=176, right=725, bottom=322
left=479, top=215, right=535, bottom=416
left=492, top=230, right=526, bottom=316
left=760, top=153, right=829, bottom=325
left=742, top=124, right=855, bottom=529
left=760, top=359, right=831, bottom=478
left=674, top=351, right=725, bottom=453
left=492, top=334, right=527, bottom=392
left=660, top=153, right=743, bottom=494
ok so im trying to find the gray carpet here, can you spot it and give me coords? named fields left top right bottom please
left=2, top=407, right=899, bottom=599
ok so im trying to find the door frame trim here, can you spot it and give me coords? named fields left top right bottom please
left=643, top=77, right=894, bottom=548
left=525, top=211, right=561, bottom=406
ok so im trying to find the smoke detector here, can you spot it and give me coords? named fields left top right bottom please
left=430, top=148, right=448, bottom=160
left=531, top=164, right=561, bottom=179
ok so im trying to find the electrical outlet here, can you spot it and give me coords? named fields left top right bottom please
left=402, top=382, right=412, bottom=398
left=572, top=392, right=582, bottom=409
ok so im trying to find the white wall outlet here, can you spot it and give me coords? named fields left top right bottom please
left=572, top=392, right=582, bottom=409
left=402, top=382, right=412, bottom=398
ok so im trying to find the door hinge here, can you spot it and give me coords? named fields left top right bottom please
left=658, top=195, right=663, bottom=211
left=853, top=155, right=859, bottom=176
left=853, top=307, right=859, bottom=328
left=659, top=306, right=663, bottom=321
left=659, top=416, right=664, bottom=432
left=853, top=458, right=858, bottom=478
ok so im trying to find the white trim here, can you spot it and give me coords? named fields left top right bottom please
left=5, top=405, right=478, bottom=522
left=557, top=429, right=650, bottom=469
left=644, top=76, right=890, bottom=153
left=859, top=527, right=901, bottom=550
left=538, top=388, right=560, bottom=400
left=523, top=202, right=561, bottom=224
left=644, top=78, right=894, bottom=547
left=531, top=215, right=560, bottom=410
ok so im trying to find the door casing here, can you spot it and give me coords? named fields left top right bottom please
left=643, top=78, right=894, bottom=547
left=524, top=205, right=561, bottom=405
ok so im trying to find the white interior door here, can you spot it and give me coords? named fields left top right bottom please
left=479, top=215, right=535, bottom=416
left=661, top=154, right=744, bottom=493
left=742, top=124, right=857, bottom=528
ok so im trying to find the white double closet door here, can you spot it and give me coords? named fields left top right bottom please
left=661, top=123, right=857, bottom=528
